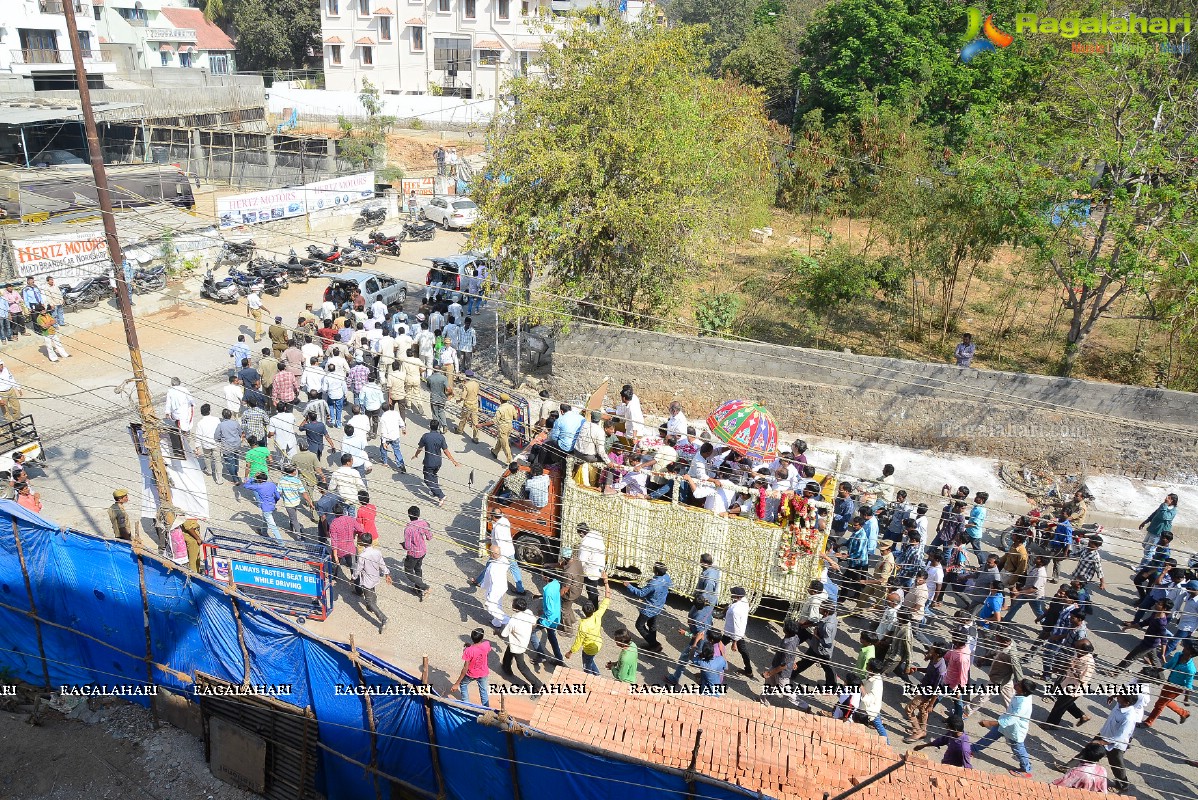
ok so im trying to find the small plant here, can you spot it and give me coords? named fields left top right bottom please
left=428, top=81, right=444, bottom=97
left=177, top=255, right=203, bottom=276
left=694, top=292, right=743, bottom=336
left=159, top=229, right=177, bottom=273
left=409, top=118, right=424, bottom=130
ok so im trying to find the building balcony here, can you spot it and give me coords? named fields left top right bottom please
left=10, top=48, right=115, bottom=67
left=38, top=0, right=88, bottom=13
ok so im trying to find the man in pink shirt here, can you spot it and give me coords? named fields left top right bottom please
left=453, top=628, right=492, bottom=706
left=328, top=502, right=364, bottom=590
left=944, top=633, right=973, bottom=717
left=402, top=505, right=433, bottom=600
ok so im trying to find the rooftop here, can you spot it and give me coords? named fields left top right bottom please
left=158, top=7, right=236, bottom=51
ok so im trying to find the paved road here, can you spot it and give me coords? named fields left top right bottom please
left=6, top=222, right=1195, bottom=800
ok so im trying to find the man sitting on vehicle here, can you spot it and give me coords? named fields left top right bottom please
left=497, top=462, right=527, bottom=501
left=523, top=463, right=551, bottom=509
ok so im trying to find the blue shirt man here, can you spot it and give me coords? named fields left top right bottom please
left=229, top=338, right=251, bottom=372
left=245, top=478, right=282, bottom=513
left=21, top=280, right=45, bottom=310
left=832, top=492, right=857, bottom=534
left=627, top=571, right=672, bottom=617
left=861, top=512, right=879, bottom=555
left=538, top=579, right=562, bottom=629
left=550, top=407, right=586, bottom=452
left=844, top=521, right=870, bottom=568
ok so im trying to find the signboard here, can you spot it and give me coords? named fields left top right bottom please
left=147, top=28, right=197, bottom=41
left=400, top=177, right=437, bottom=196
left=229, top=560, right=322, bottom=597
left=478, top=385, right=531, bottom=448
left=216, top=187, right=305, bottom=229
left=216, top=172, right=374, bottom=228
left=10, top=232, right=111, bottom=282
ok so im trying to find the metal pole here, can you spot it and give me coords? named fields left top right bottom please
left=19, top=126, right=30, bottom=168
left=823, top=754, right=908, bottom=800
left=62, top=6, right=175, bottom=537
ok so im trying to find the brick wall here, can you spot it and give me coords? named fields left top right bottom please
left=548, top=325, right=1198, bottom=480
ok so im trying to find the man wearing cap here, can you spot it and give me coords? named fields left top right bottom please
left=491, top=393, right=518, bottom=464
left=109, top=488, right=132, bottom=541
left=853, top=539, right=896, bottom=614
left=0, top=360, right=22, bottom=422
left=268, top=316, right=289, bottom=358
left=246, top=289, right=270, bottom=343
left=456, top=371, right=481, bottom=442
left=180, top=519, right=204, bottom=572
left=627, top=562, right=672, bottom=652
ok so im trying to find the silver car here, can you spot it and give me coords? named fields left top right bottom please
left=422, top=196, right=479, bottom=230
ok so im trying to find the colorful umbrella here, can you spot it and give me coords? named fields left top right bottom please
left=706, top=399, right=779, bottom=461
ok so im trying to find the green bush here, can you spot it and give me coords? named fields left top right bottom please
left=694, top=292, right=743, bottom=336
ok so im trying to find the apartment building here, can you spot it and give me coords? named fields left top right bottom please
left=95, top=1, right=237, bottom=75
left=321, top=0, right=651, bottom=96
left=0, top=0, right=116, bottom=90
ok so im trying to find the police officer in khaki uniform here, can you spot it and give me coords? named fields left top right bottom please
left=181, top=519, right=204, bottom=572
left=456, top=370, right=481, bottom=442
left=108, top=488, right=132, bottom=540
left=491, top=393, right=518, bottom=464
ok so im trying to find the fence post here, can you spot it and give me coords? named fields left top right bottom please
left=134, top=551, right=160, bottom=728
left=349, top=635, right=384, bottom=800
left=503, top=722, right=523, bottom=800
left=684, top=728, right=703, bottom=800
left=420, top=654, right=447, bottom=799
left=10, top=519, right=50, bottom=690
left=229, top=593, right=252, bottom=686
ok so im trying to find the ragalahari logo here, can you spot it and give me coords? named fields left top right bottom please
left=961, top=7, right=1014, bottom=62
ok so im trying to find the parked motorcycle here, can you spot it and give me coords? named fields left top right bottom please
left=345, top=237, right=379, bottom=264
left=352, top=206, right=387, bottom=232
left=402, top=220, right=437, bottom=242
left=306, top=240, right=355, bottom=271
left=287, top=248, right=324, bottom=279
left=214, top=239, right=255, bottom=267
left=200, top=270, right=242, bottom=304
left=62, top=276, right=113, bottom=309
left=235, top=263, right=288, bottom=296
left=132, top=265, right=167, bottom=295
left=368, top=229, right=402, bottom=256
left=225, top=267, right=266, bottom=295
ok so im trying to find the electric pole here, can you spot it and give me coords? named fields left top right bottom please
left=62, top=5, right=175, bottom=538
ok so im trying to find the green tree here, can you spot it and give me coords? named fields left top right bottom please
left=991, top=47, right=1198, bottom=376
left=471, top=16, right=776, bottom=326
left=337, top=78, right=398, bottom=174
left=231, top=0, right=320, bottom=72
left=664, top=0, right=758, bottom=74
left=721, top=24, right=797, bottom=109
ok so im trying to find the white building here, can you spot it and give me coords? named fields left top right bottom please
left=95, top=0, right=237, bottom=75
left=0, top=0, right=117, bottom=90
left=320, top=0, right=653, bottom=97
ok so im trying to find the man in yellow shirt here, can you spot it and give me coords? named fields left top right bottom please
left=568, top=576, right=610, bottom=675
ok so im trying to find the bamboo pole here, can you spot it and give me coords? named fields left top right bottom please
left=10, top=519, right=50, bottom=690
left=134, top=552, right=160, bottom=728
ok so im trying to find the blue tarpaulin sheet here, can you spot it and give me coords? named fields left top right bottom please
left=0, top=501, right=773, bottom=800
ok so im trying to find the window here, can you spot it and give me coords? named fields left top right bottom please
left=77, top=31, right=92, bottom=56
left=464, top=0, right=475, bottom=18
left=160, top=50, right=169, bottom=66
left=478, top=49, right=499, bottom=66
left=329, top=44, right=342, bottom=64
left=327, top=0, right=339, bottom=14
left=516, top=49, right=530, bottom=74
left=379, top=16, right=391, bottom=39
left=437, top=0, right=449, bottom=11
left=358, top=0, right=369, bottom=14
left=433, top=37, right=471, bottom=71
left=179, top=51, right=192, bottom=67
left=364, top=278, right=380, bottom=294
left=92, top=4, right=100, bottom=19
left=497, top=0, right=509, bottom=19
left=411, top=25, right=424, bottom=51
left=521, top=0, right=530, bottom=14
left=361, top=45, right=373, bottom=64
left=210, top=53, right=230, bottom=73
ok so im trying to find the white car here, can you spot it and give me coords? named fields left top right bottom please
left=422, top=197, right=479, bottom=230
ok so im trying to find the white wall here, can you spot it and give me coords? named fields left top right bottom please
left=267, top=86, right=496, bottom=126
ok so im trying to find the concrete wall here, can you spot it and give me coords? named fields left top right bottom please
left=0, top=79, right=266, bottom=125
left=548, top=325, right=1198, bottom=480
left=266, top=87, right=495, bottom=129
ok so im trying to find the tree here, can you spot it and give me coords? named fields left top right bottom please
left=470, top=16, right=776, bottom=327
left=990, top=48, right=1198, bottom=375
left=721, top=24, right=798, bottom=110
left=337, top=79, right=399, bottom=177
left=230, top=0, right=320, bottom=73
left=664, top=0, right=758, bottom=75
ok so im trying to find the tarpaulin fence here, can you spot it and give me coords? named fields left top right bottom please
left=0, top=502, right=770, bottom=800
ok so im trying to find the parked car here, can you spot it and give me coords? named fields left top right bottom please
left=421, top=196, right=479, bottom=230
left=322, top=271, right=408, bottom=310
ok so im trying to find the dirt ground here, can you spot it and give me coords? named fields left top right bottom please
left=300, top=125, right=487, bottom=174
left=0, top=700, right=253, bottom=800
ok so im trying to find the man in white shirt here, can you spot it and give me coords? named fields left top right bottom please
left=325, top=348, right=350, bottom=378
left=0, top=360, right=22, bottom=422
left=327, top=453, right=366, bottom=505
left=377, top=406, right=407, bottom=473
left=1065, top=693, right=1141, bottom=792
left=447, top=299, right=464, bottom=325
left=481, top=545, right=511, bottom=627
left=723, top=586, right=753, bottom=677
left=501, top=596, right=545, bottom=694
left=340, top=423, right=370, bottom=481
left=223, top=376, right=244, bottom=413
left=268, top=406, right=300, bottom=458
left=607, top=457, right=650, bottom=497
left=571, top=410, right=610, bottom=463
left=371, top=299, right=388, bottom=323
left=301, top=358, right=325, bottom=397
left=443, top=319, right=462, bottom=351
left=473, top=510, right=527, bottom=594
left=192, top=403, right=222, bottom=484
left=246, top=291, right=269, bottom=342
left=684, top=472, right=738, bottom=516
left=301, top=338, right=323, bottom=365
left=666, top=401, right=688, bottom=438
left=577, top=523, right=606, bottom=607
left=615, top=385, right=644, bottom=437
